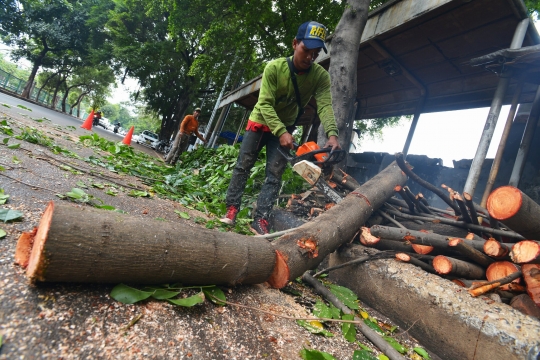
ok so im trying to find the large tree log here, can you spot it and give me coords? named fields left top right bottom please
left=485, top=261, right=521, bottom=291
left=16, top=202, right=277, bottom=285
left=270, top=161, right=407, bottom=287
left=510, top=294, right=540, bottom=320
left=487, top=186, right=540, bottom=240
left=18, top=161, right=407, bottom=287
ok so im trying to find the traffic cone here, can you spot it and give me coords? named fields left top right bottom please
left=122, top=126, right=134, bottom=145
left=81, top=109, right=94, bottom=130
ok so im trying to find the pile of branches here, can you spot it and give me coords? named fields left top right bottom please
left=355, top=153, right=540, bottom=319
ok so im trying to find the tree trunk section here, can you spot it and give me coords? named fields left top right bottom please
left=369, top=225, right=486, bottom=252
left=510, top=240, right=540, bottom=264
left=325, top=0, right=371, bottom=160
left=17, top=201, right=276, bottom=285
left=523, top=264, right=540, bottom=306
left=510, top=294, right=540, bottom=320
left=487, top=186, right=540, bottom=240
left=270, top=161, right=407, bottom=286
left=21, top=48, right=48, bottom=98
left=432, top=256, right=486, bottom=279
left=483, top=238, right=514, bottom=259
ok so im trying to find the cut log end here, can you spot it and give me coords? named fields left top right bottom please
left=411, top=244, right=434, bottom=255
left=395, top=253, right=411, bottom=262
left=486, top=261, right=521, bottom=291
left=523, top=264, right=540, bottom=307
left=510, top=241, right=540, bottom=264
left=267, top=250, right=290, bottom=289
left=14, top=227, right=38, bottom=268
left=483, top=238, right=510, bottom=258
left=26, top=201, right=55, bottom=282
left=487, top=186, right=523, bottom=221
left=448, top=238, right=462, bottom=247
left=433, top=255, right=452, bottom=275
left=360, top=227, right=380, bottom=246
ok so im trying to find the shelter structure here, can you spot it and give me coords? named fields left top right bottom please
left=208, top=0, right=540, bottom=203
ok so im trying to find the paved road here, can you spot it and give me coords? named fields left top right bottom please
left=0, top=91, right=160, bottom=157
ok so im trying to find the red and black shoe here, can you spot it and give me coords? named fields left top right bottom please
left=250, top=218, right=269, bottom=235
left=219, top=205, right=239, bottom=225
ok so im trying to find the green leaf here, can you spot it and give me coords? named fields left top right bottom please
left=0, top=228, right=6, bottom=239
left=341, top=314, right=356, bottom=342
left=383, top=336, right=407, bottom=354
left=378, top=355, right=389, bottom=360
left=414, top=347, right=431, bottom=360
left=110, top=284, right=153, bottom=304
left=296, top=320, right=334, bottom=337
left=0, top=209, right=23, bottom=222
left=128, top=190, right=149, bottom=197
left=174, top=210, right=190, bottom=219
left=94, top=205, right=116, bottom=211
left=92, top=183, right=105, bottom=189
left=7, top=143, right=20, bottom=149
left=357, top=343, right=373, bottom=352
left=0, top=192, right=9, bottom=205
left=299, top=348, right=336, bottom=360
left=203, top=286, right=226, bottom=305
left=313, top=301, right=334, bottom=319
left=167, top=292, right=205, bottom=307
left=12, top=156, right=20, bottom=164
left=328, top=284, right=358, bottom=310
left=151, top=289, right=181, bottom=300
left=353, top=350, right=377, bottom=360
left=363, top=319, right=384, bottom=334
left=2, top=138, right=8, bottom=144
left=76, top=180, right=88, bottom=188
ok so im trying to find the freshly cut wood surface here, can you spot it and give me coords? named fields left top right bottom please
left=411, top=244, right=434, bottom=255
left=486, top=261, right=521, bottom=291
left=14, top=227, right=37, bottom=268
left=523, top=264, right=540, bottom=307
left=360, top=227, right=380, bottom=246
left=487, top=186, right=540, bottom=240
left=483, top=238, right=512, bottom=258
left=511, top=241, right=540, bottom=264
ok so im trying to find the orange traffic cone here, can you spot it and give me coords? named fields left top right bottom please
left=81, top=110, right=95, bottom=130
left=122, top=126, right=134, bottom=145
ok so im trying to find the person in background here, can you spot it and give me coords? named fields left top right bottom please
left=219, top=21, right=340, bottom=235
left=165, top=108, right=207, bottom=165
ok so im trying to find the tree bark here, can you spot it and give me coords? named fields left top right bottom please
left=395, top=253, right=437, bottom=274
left=326, top=0, right=371, bottom=161
left=448, top=238, right=494, bottom=268
left=510, top=294, right=540, bottom=320
left=21, top=46, right=48, bottom=98
left=469, top=270, right=522, bottom=297
left=17, top=202, right=276, bottom=285
left=487, top=186, right=540, bottom=240
left=17, top=162, right=407, bottom=287
left=432, top=256, right=486, bottom=279
left=397, top=220, right=480, bottom=239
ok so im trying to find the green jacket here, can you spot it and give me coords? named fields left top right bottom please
left=249, top=57, right=339, bottom=138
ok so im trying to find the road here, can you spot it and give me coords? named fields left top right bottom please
left=0, top=91, right=160, bottom=157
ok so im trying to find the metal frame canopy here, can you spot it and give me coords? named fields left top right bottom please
left=218, top=0, right=539, bottom=124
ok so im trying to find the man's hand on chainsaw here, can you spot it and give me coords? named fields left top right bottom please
left=324, top=135, right=341, bottom=151
left=279, top=132, right=295, bottom=149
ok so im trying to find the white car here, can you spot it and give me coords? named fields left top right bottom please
left=137, top=130, right=159, bottom=148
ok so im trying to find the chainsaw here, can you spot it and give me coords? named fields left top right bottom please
left=278, top=141, right=346, bottom=203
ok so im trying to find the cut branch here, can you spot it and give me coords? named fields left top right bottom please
left=432, top=256, right=486, bottom=279
left=510, top=240, right=540, bottom=264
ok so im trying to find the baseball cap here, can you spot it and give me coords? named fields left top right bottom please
left=194, top=107, right=201, bottom=112
left=296, top=21, right=328, bottom=53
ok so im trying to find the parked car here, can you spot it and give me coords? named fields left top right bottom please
left=137, top=130, right=159, bottom=148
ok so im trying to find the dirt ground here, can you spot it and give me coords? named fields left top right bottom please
left=0, top=107, right=428, bottom=359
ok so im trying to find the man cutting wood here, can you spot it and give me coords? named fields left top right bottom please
left=220, top=21, right=340, bottom=235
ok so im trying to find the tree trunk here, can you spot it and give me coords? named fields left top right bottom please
left=70, top=92, right=88, bottom=115
left=17, top=162, right=406, bottom=287
left=16, top=201, right=276, bottom=285
left=21, top=47, right=48, bottom=98
left=487, top=186, right=540, bottom=240
left=510, top=294, right=540, bottom=320
left=432, top=256, right=486, bottom=279
left=324, top=0, right=371, bottom=162
left=36, top=72, right=58, bottom=103
left=51, top=78, right=66, bottom=110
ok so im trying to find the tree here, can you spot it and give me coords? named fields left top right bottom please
left=0, top=0, right=93, bottom=98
